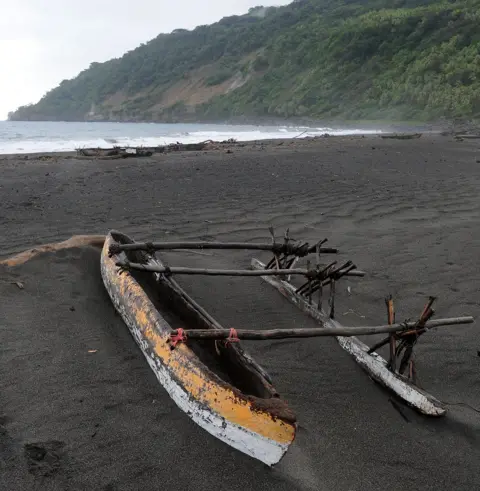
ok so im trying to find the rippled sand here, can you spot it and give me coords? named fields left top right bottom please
left=1, top=134, right=479, bottom=490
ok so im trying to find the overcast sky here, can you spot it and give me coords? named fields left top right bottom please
left=0, top=0, right=291, bottom=120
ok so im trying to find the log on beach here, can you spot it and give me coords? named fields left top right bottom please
left=380, top=133, right=422, bottom=140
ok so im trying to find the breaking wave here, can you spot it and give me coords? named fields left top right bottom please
left=0, top=121, right=382, bottom=154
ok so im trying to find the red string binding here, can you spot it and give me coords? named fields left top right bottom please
left=170, top=328, right=187, bottom=348
left=224, top=328, right=240, bottom=347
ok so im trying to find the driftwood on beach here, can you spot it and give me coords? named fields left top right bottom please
left=454, top=134, right=480, bottom=141
left=380, top=133, right=422, bottom=140
left=75, top=140, right=217, bottom=159
left=76, top=147, right=153, bottom=159
left=74, top=138, right=242, bottom=159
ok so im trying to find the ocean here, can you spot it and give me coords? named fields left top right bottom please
left=0, top=121, right=382, bottom=154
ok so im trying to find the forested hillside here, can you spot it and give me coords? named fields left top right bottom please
left=9, top=0, right=480, bottom=123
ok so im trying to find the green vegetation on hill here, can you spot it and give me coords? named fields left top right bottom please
left=9, top=0, right=480, bottom=123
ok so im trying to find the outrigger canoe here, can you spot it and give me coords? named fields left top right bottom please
left=101, top=228, right=474, bottom=461
left=101, top=231, right=296, bottom=466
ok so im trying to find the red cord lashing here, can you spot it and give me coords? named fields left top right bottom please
left=170, top=328, right=187, bottom=348
left=224, top=328, right=240, bottom=347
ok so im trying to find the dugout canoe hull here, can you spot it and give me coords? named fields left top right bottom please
left=100, top=231, right=296, bottom=465
left=251, top=258, right=446, bottom=417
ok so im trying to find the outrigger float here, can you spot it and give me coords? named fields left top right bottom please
left=101, top=228, right=474, bottom=465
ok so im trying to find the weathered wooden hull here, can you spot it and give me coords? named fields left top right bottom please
left=100, top=234, right=296, bottom=465
left=251, top=258, right=446, bottom=417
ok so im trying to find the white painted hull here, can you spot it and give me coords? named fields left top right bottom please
left=251, top=258, right=446, bottom=417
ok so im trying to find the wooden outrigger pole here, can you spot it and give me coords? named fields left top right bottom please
left=115, top=260, right=366, bottom=278
left=109, top=240, right=338, bottom=256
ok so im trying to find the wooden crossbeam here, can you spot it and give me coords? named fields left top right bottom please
left=169, top=317, right=473, bottom=342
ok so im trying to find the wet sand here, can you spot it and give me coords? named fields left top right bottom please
left=1, top=134, right=480, bottom=490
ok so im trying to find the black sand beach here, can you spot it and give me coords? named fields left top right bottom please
left=1, top=134, right=480, bottom=490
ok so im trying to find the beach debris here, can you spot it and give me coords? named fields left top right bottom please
left=380, top=133, right=422, bottom=140
left=88, top=350, right=98, bottom=354
left=75, top=141, right=213, bottom=159
left=75, top=146, right=153, bottom=159
left=73, top=138, right=248, bottom=159
left=455, top=134, right=480, bottom=140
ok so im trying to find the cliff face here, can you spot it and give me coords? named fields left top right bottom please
left=8, top=1, right=480, bottom=123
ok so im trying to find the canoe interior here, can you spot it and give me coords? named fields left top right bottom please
left=110, top=231, right=276, bottom=400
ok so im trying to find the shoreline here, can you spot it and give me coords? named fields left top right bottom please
left=0, top=131, right=454, bottom=159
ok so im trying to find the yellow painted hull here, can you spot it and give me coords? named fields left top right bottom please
left=101, top=232, right=296, bottom=465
